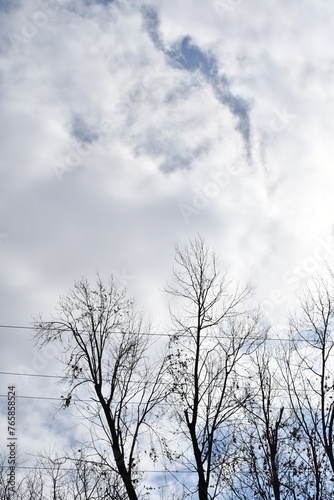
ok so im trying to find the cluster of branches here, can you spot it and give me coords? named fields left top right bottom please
left=0, top=449, right=127, bottom=500
left=2, top=237, right=334, bottom=500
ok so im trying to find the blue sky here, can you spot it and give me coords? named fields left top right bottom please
left=1, top=0, right=334, bottom=493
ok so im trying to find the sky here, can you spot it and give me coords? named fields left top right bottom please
left=1, top=0, right=334, bottom=491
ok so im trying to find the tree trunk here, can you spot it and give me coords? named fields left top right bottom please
left=96, top=387, right=139, bottom=500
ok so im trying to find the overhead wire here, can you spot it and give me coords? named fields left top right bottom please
left=0, top=322, right=319, bottom=342
left=0, top=392, right=317, bottom=411
left=0, top=464, right=193, bottom=473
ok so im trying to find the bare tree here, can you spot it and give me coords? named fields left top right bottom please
left=281, top=349, right=331, bottom=500
left=33, top=274, right=167, bottom=500
left=230, top=346, right=299, bottom=500
left=279, top=276, right=334, bottom=499
left=65, top=450, right=127, bottom=500
left=39, top=449, right=127, bottom=500
left=20, top=468, right=46, bottom=500
left=288, top=278, right=334, bottom=470
left=165, top=237, right=266, bottom=500
left=3, top=449, right=128, bottom=500
left=0, top=452, right=16, bottom=500
left=36, top=453, right=67, bottom=500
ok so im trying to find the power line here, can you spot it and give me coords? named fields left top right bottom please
left=0, top=392, right=316, bottom=411
left=0, top=323, right=170, bottom=337
left=0, top=394, right=74, bottom=402
left=0, top=322, right=319, bottom=342
left=0, top=368, right=329, bottom=395
left=0, top=464, right=193, bottom=473
left=0, top=370, right=62, bottom=379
